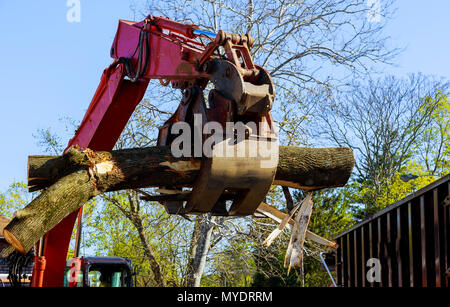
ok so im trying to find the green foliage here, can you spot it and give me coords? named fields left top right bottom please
left=414, top=91, right=450, bottom=174
left=348, top=90, right=450, bottom=220
left=354, top=163, right=436, bottom=214
left=252, top=245, right=303, bottom=287
left=0, top=182, right=31, bottom=218
left=306, top=189, right=355, bottom=239
left=302, top=257, right=334, bottom=287
left=81, top=191, right=193, bottom=286
left=203, top=236, right=255, bottom=287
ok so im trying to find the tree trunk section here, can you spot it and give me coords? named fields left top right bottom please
left=27, top=146, right=354, bottom=192
left=132, top=215, right=166, bottom=287
left=184, top=217, right=202, bottom=286
left=3, top=171, right=96, bottom=254
left=276, top=146, right=354, bottom=190
left=3, top=145, right=354, bottom=256
left=185, top=215, right=216, bottom=287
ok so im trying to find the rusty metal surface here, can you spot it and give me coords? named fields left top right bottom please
left=334, top=174, right=449, bottom=287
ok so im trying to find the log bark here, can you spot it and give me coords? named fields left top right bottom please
left=3, top=171, right=96, bottom=254
left=3, top=145, right=354, bottom=256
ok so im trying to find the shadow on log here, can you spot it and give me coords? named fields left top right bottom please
left=3, top=145, right=354, bottom=255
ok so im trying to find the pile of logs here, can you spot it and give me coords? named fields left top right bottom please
left=1, top=145, right=354, bottom=270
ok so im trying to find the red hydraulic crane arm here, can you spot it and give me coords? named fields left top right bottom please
left=34, top=15, right=216, bottom=287
left=66, top=16, right=210, bottom=152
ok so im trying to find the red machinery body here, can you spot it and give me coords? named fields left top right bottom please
left=32, top=15, right=277, bottom=286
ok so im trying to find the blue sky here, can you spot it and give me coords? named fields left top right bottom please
left=0, top=0, right=450, bottom=192
left=383, top=1, right=450, bottom=77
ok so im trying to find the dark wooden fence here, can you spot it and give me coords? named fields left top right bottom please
left=334, top=174, right=449, bottom=287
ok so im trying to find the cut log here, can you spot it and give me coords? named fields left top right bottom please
left=3, top=171, right=96, bottom=254
left=28, top=146, right=354, bottom=192
left=3, top=145, right=353, bottom=256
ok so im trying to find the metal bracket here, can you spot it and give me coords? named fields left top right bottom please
left=209, top=59, right=274, bottom=116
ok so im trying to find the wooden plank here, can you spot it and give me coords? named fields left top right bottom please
left=347, top=234, right=351, bottom=286
left=262, top=201, right=303, bottom=247
left=342, top=236, right=348, bottom=287
left=446, top=182, right=450, bottom=287
left=433, top=188, right=441, bottom=287
left=284, top=194, right=314, bottom=273
left=256, top=202, right=338, bottom=248
left=377, top=218, right=383, bottom=287
left=396, top=207, right=403, bottom=287
left=361, top=226, right=366, bottom=287
left=368, top=222, right=374, bottom=287
left=354, top=230, right=358, bottom=286
left=407, top=201, right=415, bottom=287
left=337, top=238, right=343, bottom=286
left=420, top=196, right=427, bottom=287
left=387, top=212, right=392, bottom=287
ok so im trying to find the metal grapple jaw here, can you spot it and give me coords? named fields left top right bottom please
left=186, top=135, right=278, bottom=216
left=157, top=34, right=279, bottom=217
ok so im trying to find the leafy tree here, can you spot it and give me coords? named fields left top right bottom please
left=0, top=182, right=31, bottom=218
left=203, top=235, right=255, bottom=287
left=317, top=75, right=449, bottom=219
left=414, top=91, right=450, bottom=175
left=80, top=191, right=193, bottom=286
